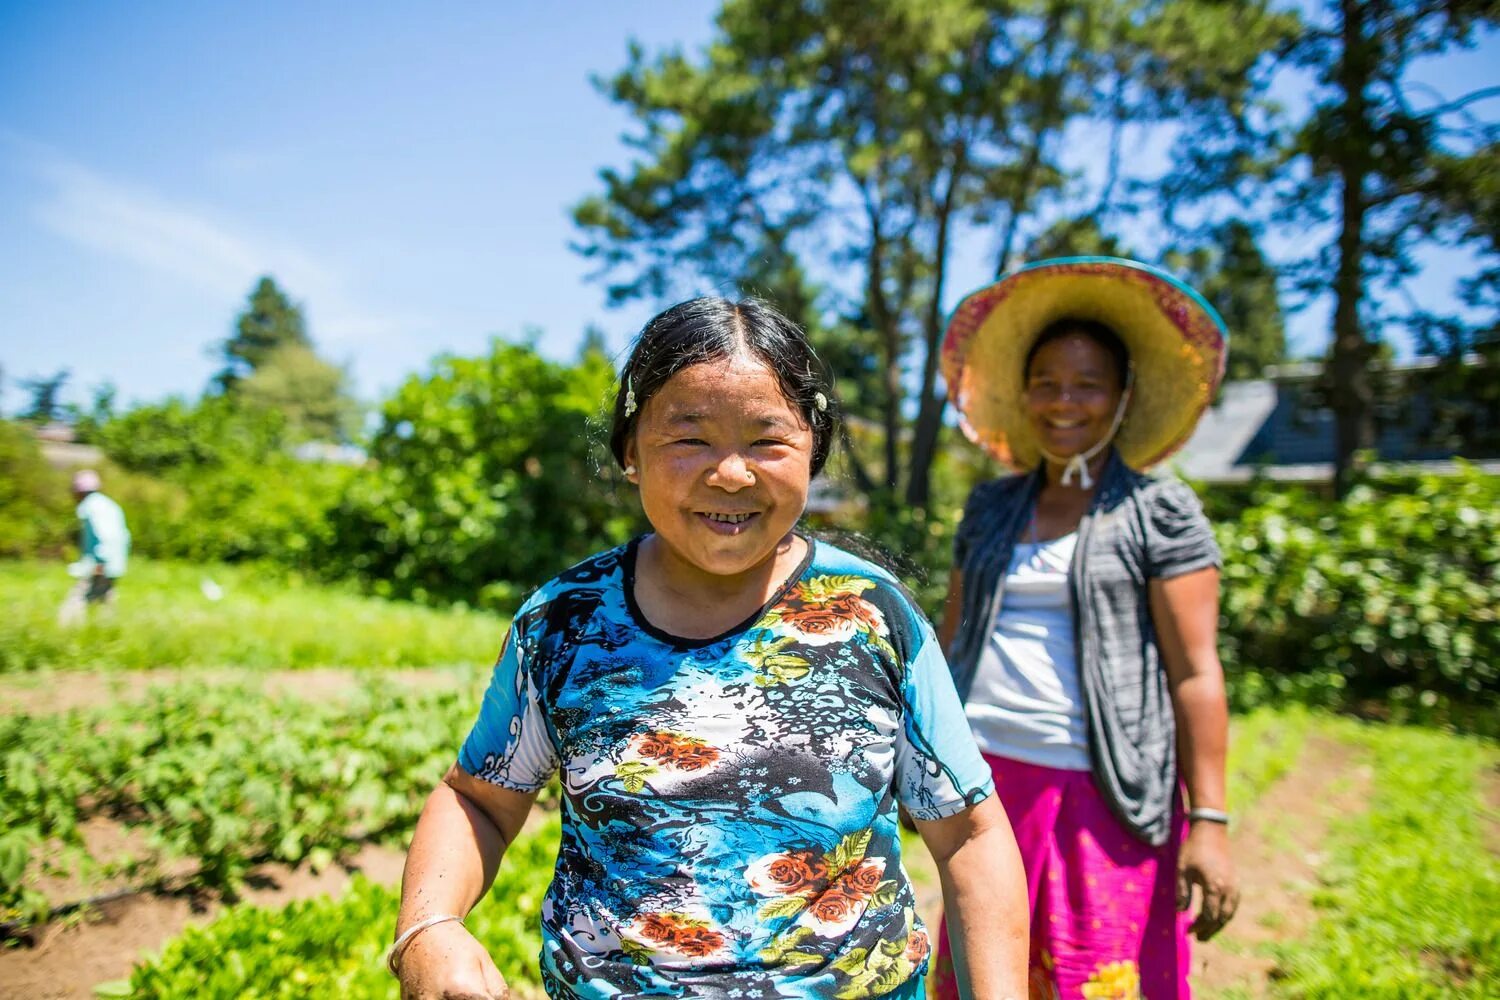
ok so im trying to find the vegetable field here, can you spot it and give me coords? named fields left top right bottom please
left=0, top=560, right=1496, bottom=999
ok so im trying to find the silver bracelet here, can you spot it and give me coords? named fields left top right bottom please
left=386, top=913, right=465, bottom=977
left=1188, top=806, right=1231, bottom=825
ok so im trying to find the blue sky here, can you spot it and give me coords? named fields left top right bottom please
left=1, top=2, right=1495, bottom=413
left=0, top=2, right=715, bottom=410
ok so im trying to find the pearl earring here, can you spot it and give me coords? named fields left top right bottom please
left=624, top=465, right=637, bottom=477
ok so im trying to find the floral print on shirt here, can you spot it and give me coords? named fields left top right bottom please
left=459, top=538, right=993, bottom=998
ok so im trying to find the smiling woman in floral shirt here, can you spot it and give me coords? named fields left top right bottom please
left=391, top=297, right=1028, bottom=999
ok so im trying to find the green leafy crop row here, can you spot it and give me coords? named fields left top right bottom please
left=115, top=814, right=560, bottom=1000
left=0, top=678, right=484, bottom=927
left=113, top=706, right=1334, bottom=999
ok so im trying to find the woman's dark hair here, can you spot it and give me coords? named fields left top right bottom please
left=609, top=296, right=838, bottom=476
left=1023, top=317, right=1130, bottom=387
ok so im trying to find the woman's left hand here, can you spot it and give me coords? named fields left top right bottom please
left=1176, top=820, right=1238, bottom=941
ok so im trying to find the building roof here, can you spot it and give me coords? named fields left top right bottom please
left=1168, top=358, right=1499, bottom=483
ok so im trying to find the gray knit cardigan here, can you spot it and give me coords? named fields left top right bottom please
left=947, top=449, right=1221, bottom=846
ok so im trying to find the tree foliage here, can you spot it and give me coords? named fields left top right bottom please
left=1164, top=219, right=1286, bottom=380
left=236, top=344, right=360, bottom=442
left=213, top=276, right=358, bottom=442
left=217, top=276, right=311, bottom=390
left=574, top=0, right=1297, bottom=512
left=329, top=341, right=634, bottom=608
left=1163, top=0, right=1500, bottom=494
left=17, top=370, right=70, bottom=424
left=1293, top=1, right=1498, bottom=495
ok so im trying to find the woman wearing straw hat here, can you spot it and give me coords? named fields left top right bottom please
left=931, top=258, right=1239, bottom=999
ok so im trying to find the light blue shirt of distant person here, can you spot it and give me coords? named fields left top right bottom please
left=76, top=492, right=131, bottom=578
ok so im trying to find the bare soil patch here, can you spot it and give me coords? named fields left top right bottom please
left=0, top=666, right=475, bottom=717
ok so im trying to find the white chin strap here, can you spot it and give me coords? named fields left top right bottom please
left=1036, top=369, right=1135, bottom=489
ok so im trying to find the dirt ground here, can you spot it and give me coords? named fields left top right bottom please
left=0, top=666, right=473, bottom=717
left=1, top=676, right=1386, bottom=999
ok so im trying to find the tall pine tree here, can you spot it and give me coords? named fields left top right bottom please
left=216, top=276, right=311, bottom=390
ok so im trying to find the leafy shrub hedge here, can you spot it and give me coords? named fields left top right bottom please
left=1215, top=462, right=1498, bottom=723
left=326, top=342, right=636, bottom=608
left=90, top=399, right=353, bottom=570
left=0, top=422, right=73, bottom=559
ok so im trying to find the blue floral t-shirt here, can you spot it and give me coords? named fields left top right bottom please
left=459, top=537, right=994, bottom=998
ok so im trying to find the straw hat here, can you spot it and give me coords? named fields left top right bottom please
left=941, top=256, right=1228, bottom=472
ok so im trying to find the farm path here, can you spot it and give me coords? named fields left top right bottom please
left=1189, top=733, right=1373, bottom=996
left=0, top=665, right=473, bottom=717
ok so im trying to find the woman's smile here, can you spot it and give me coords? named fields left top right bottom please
left=697, top=509, right=760, bottom=533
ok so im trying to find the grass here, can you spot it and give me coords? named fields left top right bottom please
left=1264, top=718, right=1499, bottom=998
left=0, top=558, right=508, bottom=671
left=1225, top=705, right=1314, bottom=809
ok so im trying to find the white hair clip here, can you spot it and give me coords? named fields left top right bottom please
left=624, top=375, right=637, bottom=418
left=814, top=391, right=827, bottom=412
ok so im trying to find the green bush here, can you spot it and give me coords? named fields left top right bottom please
left=1216, top=462, right=1499, bottom=721
left=0, top=421, right=73, bottom=559
left=92, top=396, right=352, bottom=570
left=95, top=396, right=287, bottom=475
left=328, top=342, right=636, bottom=608
left=864, top=463, right=1498, bottom=720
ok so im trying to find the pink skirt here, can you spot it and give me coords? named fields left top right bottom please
left=933, top=753, right=1192, bottom=1000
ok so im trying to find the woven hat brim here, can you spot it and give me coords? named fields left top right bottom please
left=941, top=257, right=1227, bottom=471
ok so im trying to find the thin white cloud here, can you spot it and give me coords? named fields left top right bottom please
left=4, top=132, right=426, bottom=364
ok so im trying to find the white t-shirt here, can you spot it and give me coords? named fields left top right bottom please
left=964, top=532, right=1090, bottom=771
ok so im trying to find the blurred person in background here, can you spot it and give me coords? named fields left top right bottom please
left=390, top=296, right=1028, bottom=999
left=933, top=258, right=1238, bottom=1000
left=58, top=468, right=131, bottom=625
